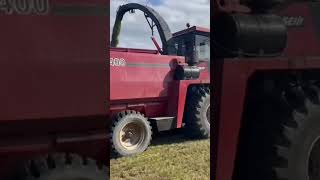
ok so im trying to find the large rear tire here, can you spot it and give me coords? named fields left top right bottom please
left=184, top=86, right=210, bottom=138
left=235, top=77, right=320, bottom=180
left=10, top=153, right=108, bottom=180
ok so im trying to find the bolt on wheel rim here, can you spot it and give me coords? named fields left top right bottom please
left=119, top=121, right=145, bottom=151
left=308, top=136, right=320, bottom=180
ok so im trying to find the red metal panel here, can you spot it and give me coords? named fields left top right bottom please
left=110, top=50, right=179, bottom=119
left=280, top=3, right=320, bottom=57
left=0, top=0, right=109, bottom=121
left=214, top=57, right=320, bottom=180
left=0, top=1, right=109, bottom=174
left=214, top=0, right=251, bottom=13
left=110, top=49, right=210, bottom=127
left=213, top=60, right=250, bottom=180
left=173, top=26, right=210, bottom=37
left=176, top=80, right=210, bottom=128
left=110, top=51, right=177, bottom=100
left=213, top=3, right=320, bottom=179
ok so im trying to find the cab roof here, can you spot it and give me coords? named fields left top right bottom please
left=173, top=26, right=210, bottom=37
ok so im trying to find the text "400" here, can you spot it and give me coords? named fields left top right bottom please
left=0, top=0, right=49, bottom=15
left=110, top=58, right=126, bottom=67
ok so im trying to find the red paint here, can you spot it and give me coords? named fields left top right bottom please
left=0, top=0, right=109, bottom=176
left=214, top=57, right=320, bottom=180
left=173, top=26, right=210, bottom=37
left=110, top=47, right=210, bottom=128
left=151, top=37, right=162, bottom=53
left=110, top=24, right=210, bottom=127
left=280, top=3, right=320, bottom=57
left=0, top=0, right=210, bottom=177
left=214, top=0, right=251, bottom=13
left=0, top=0, right=108, bottom=120
left=213, top=3, right=320, bottom=180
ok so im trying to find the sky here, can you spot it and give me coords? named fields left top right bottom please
left=110, top=0, right=210, bottom=49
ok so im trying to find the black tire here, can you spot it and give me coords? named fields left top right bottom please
left=10, top=153, right=108, bottom=180
left=110, top=110, right=152, bottom=157
left=236, top=77, right=320, bottom=180
left=184, top=86, right=210, bottom=138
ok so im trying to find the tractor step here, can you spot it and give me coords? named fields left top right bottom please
left=149, top=117, right=176, bottom=132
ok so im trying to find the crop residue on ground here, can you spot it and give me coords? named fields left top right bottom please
left=110, top=137, right=210, bottom=180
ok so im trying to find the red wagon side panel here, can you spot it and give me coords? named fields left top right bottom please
left=0, top=0, right=109, bottom=121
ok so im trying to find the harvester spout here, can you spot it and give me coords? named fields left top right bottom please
left=110, top=3, right=173, bottom=55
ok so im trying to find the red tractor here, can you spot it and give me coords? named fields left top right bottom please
left=109, top=3, right=210, bottom=156
left=213, top=0, right=320, bottom=180
left=0, top=0, right=108, bottom=179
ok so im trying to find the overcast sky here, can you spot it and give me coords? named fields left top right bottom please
left=110, top=0, right=210, bottom=49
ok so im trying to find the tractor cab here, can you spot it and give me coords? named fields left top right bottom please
left=110, top=2, right=210, bottom=66
left=170, top=26, right=210, bottom=65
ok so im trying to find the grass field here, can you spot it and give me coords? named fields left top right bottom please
left=110, top=130, right=210, bottom=180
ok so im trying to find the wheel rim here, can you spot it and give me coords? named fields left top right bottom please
left=308, top=136, right=320, bottom=180
left=119, top=121, right=146, bottom=151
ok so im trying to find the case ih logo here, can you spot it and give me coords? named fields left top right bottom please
left=0, top=0, right=49, bottom=15
left=282, top=16, right=304, bottom=27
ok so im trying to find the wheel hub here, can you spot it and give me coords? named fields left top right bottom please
left=308, top=136, right=320, bottom=180
left=119, top=121, right=145, bottom=151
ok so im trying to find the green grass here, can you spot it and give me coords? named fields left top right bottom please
left=110, top=133, right=210, bottom=180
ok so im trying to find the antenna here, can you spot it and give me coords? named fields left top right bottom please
left=145, top=0, right=150, bottom=6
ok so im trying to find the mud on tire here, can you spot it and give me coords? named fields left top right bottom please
left=184, top=86, right=210, bottom=138
left=10, top=153, right=108, bottom=180
left=110, top=110, right=152, bottom=157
